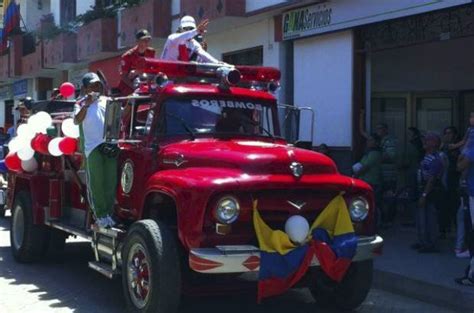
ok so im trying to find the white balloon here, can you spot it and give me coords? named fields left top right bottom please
left=21, top=157, right=38, bottom=172
left=61, top=118, right=79, bottom=138
left=48, top=137, right=63, bottom=157
left=285, top=215, right=310, bottom=244
left=17, top=123, right=35, bottom=139
left=17, top=146, right=35, bottom=161
left=30, top=112, right=52, bottom=133
left=8, top=137, right=22, bottom=153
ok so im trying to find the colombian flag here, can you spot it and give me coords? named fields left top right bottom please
left=1, top=0, right=20, bottom=51
left=254, top=194, right=357, bottom=302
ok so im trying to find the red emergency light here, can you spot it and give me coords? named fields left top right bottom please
left=136, top=58, right=281, bottom=84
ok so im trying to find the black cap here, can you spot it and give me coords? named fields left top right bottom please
left=82, top=72, right=101, bottom=88
left=136, top=29, right=152, bottom=41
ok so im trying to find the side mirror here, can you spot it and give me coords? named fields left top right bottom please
left=294, top=141, right=313, bottom=150
left=103, top=100, right=122, bottom=143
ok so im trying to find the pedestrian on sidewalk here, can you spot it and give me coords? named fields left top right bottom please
left=411, top=132, right=444, bottom=253
left=455, top=153, right=474, bottom=285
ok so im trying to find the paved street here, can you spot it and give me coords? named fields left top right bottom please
left=0, top=214, right=459, bottom=313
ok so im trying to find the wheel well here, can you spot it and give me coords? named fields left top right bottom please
left=143, top=192, right=178, bottom=228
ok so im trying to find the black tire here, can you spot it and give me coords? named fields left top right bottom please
left=10, top=191, right=48, bottom=263
left=122, top=220, right=181, bottom=313
left=309, top=260, right=373, bottom=311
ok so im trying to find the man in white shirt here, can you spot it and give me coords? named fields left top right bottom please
left=74, top=73, right=118, bottom=228
left=161, top=16, right=220, bottom=63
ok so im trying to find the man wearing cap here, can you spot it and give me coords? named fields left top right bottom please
left=161, top=16, right=220, bottom=63
left=118, top=29, right=156, bottom=96
left=74, top=72, right=119, bottom=228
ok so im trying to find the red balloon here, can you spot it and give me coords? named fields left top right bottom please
left=31, top=134, right=52, bottom=155
left=59, top=82, right=75, bottom=98
left=58, top=137, right=78, bottom=155
left=5, top=153, right=22, bottom=171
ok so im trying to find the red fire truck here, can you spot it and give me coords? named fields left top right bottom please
left=7, top=59, right=383, bottom=313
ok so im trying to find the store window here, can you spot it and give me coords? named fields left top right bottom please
left=223, top=46, right=263, bottom=66
left=371, top=97, right=407, bottom=146
left=416, top=97, right=454, bottom=134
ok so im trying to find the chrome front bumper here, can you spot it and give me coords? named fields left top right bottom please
left=189, top=235, right=383, bottom=274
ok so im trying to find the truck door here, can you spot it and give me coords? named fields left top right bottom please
left=117, top=100, right=157, bottom=218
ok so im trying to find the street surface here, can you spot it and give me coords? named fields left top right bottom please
left=0, top=213, right=459, bottom=313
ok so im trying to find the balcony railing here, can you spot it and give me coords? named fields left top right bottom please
left=43, top=33, right=77, bottom=69
left=180, top=0, right=245, bottom=20
left=77, top=17, right=117, bottom=62
left=119, top=0, right=171, bottom=48
left=22, top=45, right=43, bottom=77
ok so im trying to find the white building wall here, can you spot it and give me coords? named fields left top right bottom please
left=246, top=0, right=288, bottom=13
left=50, top=0, right=60, bottom=25
left=294, top=30, right=354, bottom=147
left=77, top=0, right=95, bottom=16
left=20, top=0, right=51, bottom=30
left=372, top=36, right=474, bottom=92
left=171, top=0, right=180, bottom=16
left=206, top=18, right=280, bottom=68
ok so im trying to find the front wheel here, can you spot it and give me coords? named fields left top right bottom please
left=122, top=220, right=181, bottom=313
left=309, top=260, right=373, bottom=310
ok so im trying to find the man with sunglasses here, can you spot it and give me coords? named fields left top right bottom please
left=119, top=29, right=156, bottom=95
left=161, top=15, right=220, bottom=63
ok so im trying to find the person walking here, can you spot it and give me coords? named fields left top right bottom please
left=74, top=73, right=119, bottom=228
left=412, top=133, right=444, bottom=253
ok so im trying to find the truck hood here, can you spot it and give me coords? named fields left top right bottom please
left=158, top=139, right=337, bottom=176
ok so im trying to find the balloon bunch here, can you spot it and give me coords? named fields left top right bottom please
left=4, top=112, right=80, bottom=173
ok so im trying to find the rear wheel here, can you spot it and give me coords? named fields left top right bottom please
left=10, top=191, right=48, bottom=263
left=309, top=260, right=373, bottom=310
left=122, top=220, right=181, bottom=313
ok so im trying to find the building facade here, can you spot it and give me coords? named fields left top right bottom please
left=1, top=0, right=473, bottom=171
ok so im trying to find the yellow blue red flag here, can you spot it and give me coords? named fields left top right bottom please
left=1, top=0, right=20, bottom=51
left=253, top=194, right=357, bottom=301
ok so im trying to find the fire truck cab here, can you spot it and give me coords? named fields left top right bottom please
left=7, top=59, right=383, bottom=313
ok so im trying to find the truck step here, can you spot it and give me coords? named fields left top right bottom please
left=88, top=261, right=119, bottom=279
left=48, top=221, right=92, bottom=241
left=91, top=224, right=126, bottom=239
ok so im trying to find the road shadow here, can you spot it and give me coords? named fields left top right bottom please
left=0, top=216, right=336, bottom=313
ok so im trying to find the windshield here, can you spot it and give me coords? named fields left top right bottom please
left=162, top=98, right=280, bottom=138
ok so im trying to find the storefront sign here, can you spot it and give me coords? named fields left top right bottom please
left=0, top=86, right=11, bottom=99
left=283, top=0, right=472, bottom=40
left=12, top=79, right=27, bottom=97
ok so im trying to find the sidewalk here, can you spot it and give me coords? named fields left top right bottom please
left=373, top=225, right=474, bottom=312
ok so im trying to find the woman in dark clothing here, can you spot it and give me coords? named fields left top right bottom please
left=440, top=126, right=461, bottom=238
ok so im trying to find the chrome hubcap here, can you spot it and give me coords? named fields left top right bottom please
left=127, top=242, right=151, bottom=309
left=12, top=205, right=24, bottom=250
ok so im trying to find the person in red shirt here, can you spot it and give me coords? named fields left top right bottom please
left=118, top=29, right=156, bottom=96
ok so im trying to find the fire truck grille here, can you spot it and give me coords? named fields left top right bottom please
left=252, top=190, right=340, bottom=231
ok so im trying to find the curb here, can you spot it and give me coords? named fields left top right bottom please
left=374, top=269, right=474, bottom=312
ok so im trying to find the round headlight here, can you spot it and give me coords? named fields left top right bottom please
left=349, top=197, right=369, bottom=222
left=215, top=196, right=240, bottom=224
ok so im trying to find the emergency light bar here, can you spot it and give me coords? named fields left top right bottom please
left=136, top=58, right=281, bottom=84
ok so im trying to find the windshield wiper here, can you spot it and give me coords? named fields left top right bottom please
left=166, top=112, right=196, bottom=140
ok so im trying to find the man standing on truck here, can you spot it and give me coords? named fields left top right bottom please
left=74, top=73, right=119, bottom=228
left=161, top=16, right=220, bottom=63
left=118, top=29, right=156, bottom=96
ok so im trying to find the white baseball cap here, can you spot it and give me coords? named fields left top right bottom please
left=180, top=15, right=196, bottom=29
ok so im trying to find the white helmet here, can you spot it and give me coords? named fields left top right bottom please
left=180, top=15, right=196, bottom=30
